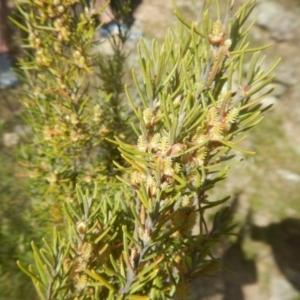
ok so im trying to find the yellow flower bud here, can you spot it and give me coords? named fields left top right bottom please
left=77, top=221, right=88, bottom=234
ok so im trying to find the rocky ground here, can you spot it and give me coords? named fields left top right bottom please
left=1, top=0, right=300, bottom=299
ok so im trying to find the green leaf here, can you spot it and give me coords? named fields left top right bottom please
left=122, top=226, right=142, bottom=248
left=53, top=227, right=58, bottom=256
left=17, top=261, right=44, bottom=285
left=240, top=88, right=274, bottom=110
left=9, top=16, right=29, bottom=32
left=138, top=255, right=164, bottom=278
left=32, top=280, right=47, bottom=300
left=130, top=269, right=159, bottom=294
left=85, top=269, right=116, bottom=292
left=125, top=84, right=140, bottom=118
left=132, top=69, right=148, bottom=107
left=39, top=249, right=53, bottom=270
left=220, top=140, right=255, bottom=155
left=252, top=57, right=281, bottom=86
left=125, top=296, right=150, bottom=300
left=174, top=9, right=204, bottom=38
left=201, top=196, right=231, bottom=210
left=239, top=111, right=262, bottom=126
left=94, top=227, right=111, bottom=244
left=32, top=241, right=48, bottom=286
left=247, top=75, right=276, bottom=97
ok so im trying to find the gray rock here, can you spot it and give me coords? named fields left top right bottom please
left=14, top=125, right=31, bottom=137
left=261, top=95, right=277, bottom=108
left=3, top=132, right=19, bottom=147
left=272, top=83, right=287, bottom=98
left=254, top=1, right=300, bottom=42
left=277, top=169, right=300, bottom=182
left=270, top=276, right=299, bottom=300
left=275, top=62, right=299, bottom=86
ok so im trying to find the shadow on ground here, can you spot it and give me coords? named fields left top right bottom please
left=252, top=218, right=300, bottom=293
left=191, top=213, right=300, bottom=299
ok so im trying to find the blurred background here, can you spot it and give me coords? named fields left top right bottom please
left=1, top=0, right=300, bottom=299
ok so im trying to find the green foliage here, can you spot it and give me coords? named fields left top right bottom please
left=0, top=121, right=37, bottom=300
left=14, top=0, right=130, bottom=228
left=15, top=0, right=278, bottom=299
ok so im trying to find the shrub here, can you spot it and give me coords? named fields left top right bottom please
left=15, top=0, right=279, bottom=299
